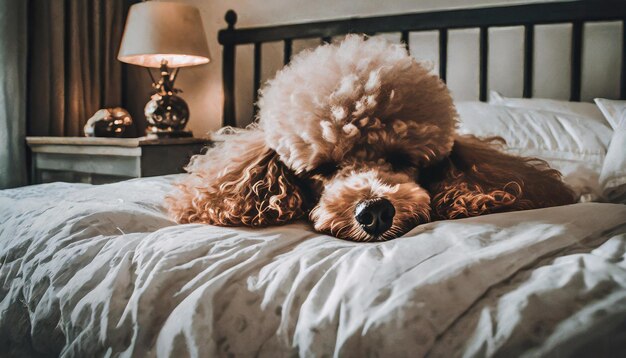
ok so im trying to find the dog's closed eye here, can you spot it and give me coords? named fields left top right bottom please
left=309, top=162, right=340, bottom=178
left=386, top=151, right=415, bottom=171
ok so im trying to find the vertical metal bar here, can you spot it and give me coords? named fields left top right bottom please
left=401, top=30, right=409, bottom=52
left=222, top=43, right=236, bottom=127
left=479, top=26, right=489, bottom=102
left=222, top=10, right=238, bottom=127
left=321, top=36, right=332, bottom=44
left=523, top=24, right=534, bottom=98
left=621, top=19, right=626, bottom=99
left=253, top=42, right=262, bottom=113
left=570, top=21, right=583, bottom=101
left=283, top=38, right=292, bottom=65
left=439, top=29, right=448, bottom=82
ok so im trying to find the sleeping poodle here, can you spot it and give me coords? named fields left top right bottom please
left=167, top=35, right=575, bottom=242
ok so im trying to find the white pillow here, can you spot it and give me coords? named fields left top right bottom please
left=455, top=101, right=613, bottom=202
left=490, top=91, right=608, bottom=125
left=595, top=99, right=626, bottom=203
left=594, top=98, right=626, bottom=130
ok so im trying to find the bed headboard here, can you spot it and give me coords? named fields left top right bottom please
left=218, top=0, right=626, bottom=127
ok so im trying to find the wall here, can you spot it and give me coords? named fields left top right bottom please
left=153, top=0, right=621, bottom=135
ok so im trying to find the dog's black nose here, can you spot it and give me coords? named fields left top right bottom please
left=355, top=198, right=396, bottom=236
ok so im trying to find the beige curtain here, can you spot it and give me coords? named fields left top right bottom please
left=27, top=0, right=133, bottom=136
left=0, top=0, right=28, bottom=188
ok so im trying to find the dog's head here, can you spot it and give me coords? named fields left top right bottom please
left=259, top=35, right=456, bottom=241
left=169, top=35, right=457, bottom=241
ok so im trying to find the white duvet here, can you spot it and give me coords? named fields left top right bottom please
left=1, top=175, right=626, bottom=357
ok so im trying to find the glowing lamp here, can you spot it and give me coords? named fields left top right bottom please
left=118, top=1, right=210, bottom=137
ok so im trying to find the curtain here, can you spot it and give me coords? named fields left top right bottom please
left=1, top=0, right=147, bottom=188
left=27, top=0, right=140, bottom=137
left=0, top=0, right=28, bottom=189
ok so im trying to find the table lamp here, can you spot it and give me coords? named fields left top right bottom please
left=118, top=1, right=211, bottom=137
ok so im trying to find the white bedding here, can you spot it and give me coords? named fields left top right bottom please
left=1, top=175, right=626, bottom=357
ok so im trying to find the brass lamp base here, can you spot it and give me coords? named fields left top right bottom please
left=144, top=60, right=191, bottom=136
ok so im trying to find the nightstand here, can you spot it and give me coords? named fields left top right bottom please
left=26, top=136, right=211, bottom=184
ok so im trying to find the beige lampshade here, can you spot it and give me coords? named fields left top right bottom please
left=118, top=1, right=211, bottom=68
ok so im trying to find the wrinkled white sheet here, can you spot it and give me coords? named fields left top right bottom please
left=1, top=175, right=626, bottom=357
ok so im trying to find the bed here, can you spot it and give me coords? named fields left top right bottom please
left=2, top=1, right=626, bottom=357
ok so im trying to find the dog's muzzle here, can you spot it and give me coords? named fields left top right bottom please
left=355, top=198, right=395, bottom=236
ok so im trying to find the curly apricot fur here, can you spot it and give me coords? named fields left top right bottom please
left=166, top=36, right=576, bottom=242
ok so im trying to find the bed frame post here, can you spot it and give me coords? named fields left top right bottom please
left=222, top=10, right=238, bottom=127
left=253, top=42, right=262, bottom=116
left=621, top=18, right=626, bottom=100
left=283, top=39, right=293, bottom=65
left=570, top=21, right=583, bottom=102
left=479, top=27, right=489, bottom=102
left=439, top=29, right=447, bottom=83
left=401, top=31, right=409, bottom=52
left=523, top=24, right=534, bottom=98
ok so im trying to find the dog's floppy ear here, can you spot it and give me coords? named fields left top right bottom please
left=421, top=135, right=576, bottom=220
left=167, top=129, right=308, bottom=226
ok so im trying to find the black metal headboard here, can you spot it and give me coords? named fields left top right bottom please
left=218, top=0, right=626, bottom=127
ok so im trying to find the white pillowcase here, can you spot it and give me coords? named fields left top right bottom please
left=489, top=91, right=608, bottom=125
left=455, top=101, right=613, bottom=201
left=594, top=98, right=626, bottom=130
left=595, top=98, right=626, bottom=203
